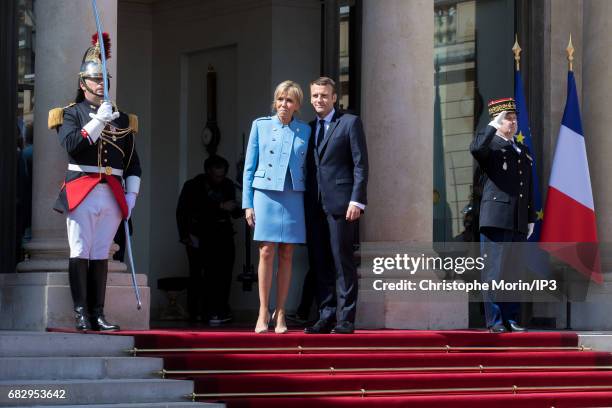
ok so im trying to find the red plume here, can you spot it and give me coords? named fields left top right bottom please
left=91, top=32, right=111, bottom=59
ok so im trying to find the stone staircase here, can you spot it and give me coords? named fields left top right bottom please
left=0, top=331, right=223, bottom=407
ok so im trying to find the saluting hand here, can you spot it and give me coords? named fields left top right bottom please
left=488, top=110, right=507, bottom=130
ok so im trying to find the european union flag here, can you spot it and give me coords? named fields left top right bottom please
left=514, top=70, right=544, bottom=239
left=514, top=69, right=550, bottom=276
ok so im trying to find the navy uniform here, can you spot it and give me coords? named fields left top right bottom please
left=470, top=98, right=535, bottom=333
left=48, top=33, right=141, bottom=331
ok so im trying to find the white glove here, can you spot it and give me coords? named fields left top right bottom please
left=82, top=102, right=119, bottom=143
left=527, top=222, right=535, bottom=240
left=90, top=101, right=120, bottom=123
left=488, top=110, right=507, bottom=130
left=125, top=192, right=137, bottom=219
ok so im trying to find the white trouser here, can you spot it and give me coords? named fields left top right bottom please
left=66, top=184, right=122, bottom=259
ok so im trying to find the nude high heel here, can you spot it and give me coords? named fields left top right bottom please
left=274, top=309, right=288, bottom=334
left=254, top=310, right=270, bottom=334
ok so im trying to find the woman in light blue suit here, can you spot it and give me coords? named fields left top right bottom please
left=243, top=80, right=311, bottom=334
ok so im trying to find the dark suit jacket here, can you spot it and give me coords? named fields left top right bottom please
left=307, top=111, right=369, bottom=216
left=470, top=125, right=536, bottom=234
left=176, top=174, right=241, bottom=241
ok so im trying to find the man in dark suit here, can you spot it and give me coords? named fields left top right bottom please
left=176, top=155, right=241, bottom=324
left=304, top=77, right=369, bottom=334
left=470, top=98, right=535, bottom=333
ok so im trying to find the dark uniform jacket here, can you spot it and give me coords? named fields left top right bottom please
left=307, top=111, right=368, bottom=215
left=176, top=174, right=241, bottom=242
left=49, top=100, right=141, bottom=219
left=470, top=125, right=536, bottom=234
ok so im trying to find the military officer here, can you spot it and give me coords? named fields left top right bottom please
left=470, top=98, right=535, bottom=333
left=48, top=33, right=141, bottom=331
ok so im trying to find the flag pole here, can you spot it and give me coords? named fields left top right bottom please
left=512, top=34, right=521, bottom=72
left=512, top=35, right=528, bottom=325
left=567, top=34, right=574, bottom=72
left=565, top=33, right=574, bottom=330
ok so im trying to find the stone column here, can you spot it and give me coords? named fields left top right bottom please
left=582, top=0, right=612, bottom=244
left=361, top=0, right=434, bottom=242
left=0, top=0, right=149, bottom=330
left=357, top=0, right=468, bottom=329
left=568, top=0, right=612, bottom=330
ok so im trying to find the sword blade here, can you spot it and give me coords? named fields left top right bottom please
left=91, top=0, right=109, bottom=101
left=124, top=220, right=142, bottom=309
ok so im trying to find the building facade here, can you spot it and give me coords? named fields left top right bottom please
left=2, top=0, right=612, bottom=330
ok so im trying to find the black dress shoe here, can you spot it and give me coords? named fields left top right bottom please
left=488, top=324, right=508, bottom=333
left=332, top=321, right=355, bottom=334
left=506, top=321, right=527, bottom=332
left=304, top=319, right=335, bottom=334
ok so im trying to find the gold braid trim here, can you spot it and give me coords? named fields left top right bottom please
left=47, top=103, right=76, bottom=129
left=100, top=135, right=126, bottom=157
left=48, top=108, right=64, bottom=129
left=125, top=132, right=135, bottom=171
left=102, top=128, right=131, bottom=139
left=128, top=114, right=139, bottom=134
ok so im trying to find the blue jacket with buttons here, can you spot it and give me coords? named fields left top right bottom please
left=242, top=116, right=311, bottom=209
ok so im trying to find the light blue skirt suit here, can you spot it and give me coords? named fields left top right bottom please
left=242, top=115, right=311, bottom=243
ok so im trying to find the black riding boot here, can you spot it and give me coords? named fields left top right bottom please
left=88, top=259, right=120, bottom=331
left=68, top=258, right=91, bottom=331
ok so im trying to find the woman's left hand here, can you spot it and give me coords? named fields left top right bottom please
left=245, top=208, right=256, bottom=228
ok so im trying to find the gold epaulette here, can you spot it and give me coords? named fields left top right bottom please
left=47, top=103, right=76, bottom=129
left=128, top=113, right=139, bottom=134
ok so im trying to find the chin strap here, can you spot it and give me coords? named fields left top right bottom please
left=79, top=76, right=104, bottom=98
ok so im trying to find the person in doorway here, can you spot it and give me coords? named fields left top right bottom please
left=242, top=80, right=311, bottom=334
left=177, top=154, right=241, bottom=325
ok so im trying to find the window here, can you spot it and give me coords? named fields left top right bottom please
left=16, top=0, right=35, bottom=260
left=433, top=0, right=514, bottom=242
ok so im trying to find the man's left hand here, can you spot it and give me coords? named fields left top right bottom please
left=220, top=200, right=237, bottom=212
left=345, top=204, right=362, bottom=221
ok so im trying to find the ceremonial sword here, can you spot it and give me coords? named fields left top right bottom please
left=92, top=0, right=142, bottom=309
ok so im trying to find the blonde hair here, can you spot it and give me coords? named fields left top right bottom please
left=271, top=80, right=303, bottom=113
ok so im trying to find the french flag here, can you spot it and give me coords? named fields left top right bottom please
left=540, top=71, right=601, bottom=283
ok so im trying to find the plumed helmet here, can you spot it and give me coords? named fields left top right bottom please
left=79, top=32, right=112, bottom=79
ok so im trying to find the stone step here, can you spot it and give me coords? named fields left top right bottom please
left=578, top=333, right=612, bottom=352
left=0, top=357, right=162, bottom=380
left=0, top=332, right=133, bottom=357
left=0, top=379, right=195, bottom=406
left=28, top=403, right=223, bottom=407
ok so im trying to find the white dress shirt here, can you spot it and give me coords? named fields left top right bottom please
left=316, top=108, right=366, bottom=211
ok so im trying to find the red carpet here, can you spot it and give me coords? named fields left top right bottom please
left=50, top=328, right=612, bottom=406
